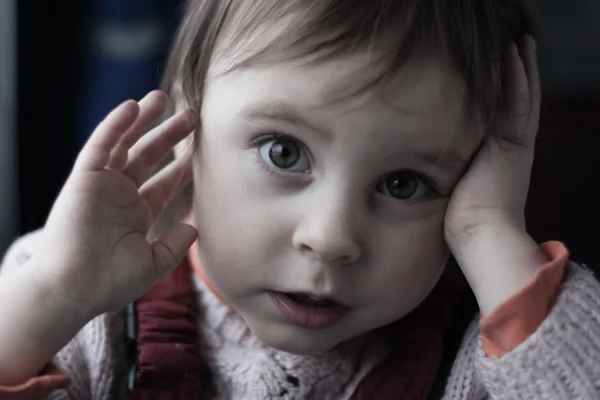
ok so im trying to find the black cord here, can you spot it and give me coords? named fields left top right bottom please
left=124, top=302, right=138, bottom=397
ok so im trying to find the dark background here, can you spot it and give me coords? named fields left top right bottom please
left=15, top=0, right=184, bottom=237
left=4, top=0, right=600, bottom=269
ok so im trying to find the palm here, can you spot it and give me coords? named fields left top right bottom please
left=444, top=38, right=540, bottom=245
left=444, top=139, right=533, bottom=241
left=59, top=171, right=154, bottom=296
left=40, top=91, right=198, bottom=316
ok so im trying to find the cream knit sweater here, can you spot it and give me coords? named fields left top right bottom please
left=2, top=231, right=600, bottom=399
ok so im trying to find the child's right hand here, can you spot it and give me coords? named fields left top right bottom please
left=35, top=90, right=198, bottom=320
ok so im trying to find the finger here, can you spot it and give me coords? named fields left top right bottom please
left=139, top=156, right=194, bottom=220
left=520, top=35, right=541, bottom=115
left=74, top=100, right=140, bottom=172
left=122, top=109, right=197, bottom=187
left=108, top=91, right=169, bottom=171
left=151, top=223, right=198, bottom=278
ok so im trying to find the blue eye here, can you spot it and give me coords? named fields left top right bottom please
left=376, top=171, right=434, bottom=200
left=258, top=137, right=311, bottom=173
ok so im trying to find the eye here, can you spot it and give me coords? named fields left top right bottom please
left=376, top=171, right=436, bottom=201
left=258, top=136, right=311, bottom=173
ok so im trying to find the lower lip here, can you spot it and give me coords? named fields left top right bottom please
left=269, top=292, right=350, bottom=329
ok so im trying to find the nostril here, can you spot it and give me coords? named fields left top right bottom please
left=299, top=244, right=313, bottom=253
left=293, top=229, right=360, bottom=264
left=337, top=254, right=354, bottom=264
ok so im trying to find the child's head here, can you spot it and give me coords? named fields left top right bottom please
left=164, top=0, right=533, bottom=355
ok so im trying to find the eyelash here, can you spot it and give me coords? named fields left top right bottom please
left=248, top=133, right=295, bottom=148
left=249, top=133, right=445, bottom=201
left=376, top=171, right=443, bottom=202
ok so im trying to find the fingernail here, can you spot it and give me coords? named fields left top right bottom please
left=139, top=90, right=158, bottom=104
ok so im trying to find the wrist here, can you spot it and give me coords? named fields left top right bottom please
left=0, top=262, right=92, bottom=385
left=449, top=222, right=548, bottom=315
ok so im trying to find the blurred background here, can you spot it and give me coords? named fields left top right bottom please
left=0, top=1, right=598, bottom=270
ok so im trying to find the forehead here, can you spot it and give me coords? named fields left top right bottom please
left=205, top=50, right=481, bottom=145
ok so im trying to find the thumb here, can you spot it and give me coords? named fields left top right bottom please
left=477, top=134, right=533, bottom=210
left=151, top=223, right=198, bottom=278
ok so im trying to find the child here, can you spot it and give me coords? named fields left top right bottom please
left=1, top=0, right=599, bottom=398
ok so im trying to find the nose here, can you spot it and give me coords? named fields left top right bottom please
left=292, top=195, right=361, bottom=264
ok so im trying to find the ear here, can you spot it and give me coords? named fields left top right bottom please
left=171, top=84, right=197, bottom=161
left=173, top=132, right=195, bottom=161
left=149, top=94, right=196, bottom=238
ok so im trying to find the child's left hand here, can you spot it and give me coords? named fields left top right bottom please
left=444, top=35, right=548, bottom=315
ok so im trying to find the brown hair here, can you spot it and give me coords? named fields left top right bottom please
left=151, top=0, right=534, bottom=236
left=162, top=0, right=534, bottom=137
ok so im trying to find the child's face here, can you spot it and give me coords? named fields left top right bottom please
left=191, top=51, right=481, bottom=354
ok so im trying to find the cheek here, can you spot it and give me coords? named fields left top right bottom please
left=191, top=138, right=292, bottom=292
left=366, top=212, right=449, bottom=317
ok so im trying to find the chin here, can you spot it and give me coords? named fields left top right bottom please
left=245, top=317, right=342, bottom=356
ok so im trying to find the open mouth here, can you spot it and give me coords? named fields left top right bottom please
left=269, top=291, right=350, bottom=329
left=286, top=293, right=340, bottom=307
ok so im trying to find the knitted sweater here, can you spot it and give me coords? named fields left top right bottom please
left=2, top=231, right=600, bottom=399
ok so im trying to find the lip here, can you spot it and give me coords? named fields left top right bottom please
left=269, top=291, right=350, bottom=329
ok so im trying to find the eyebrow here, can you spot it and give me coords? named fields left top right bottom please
left=241, top=102, right=330, bottom=138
